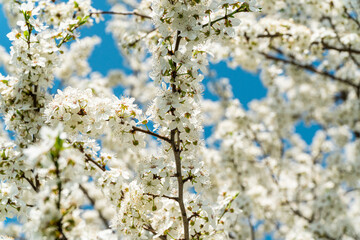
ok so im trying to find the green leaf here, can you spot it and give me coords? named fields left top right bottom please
left=54, top=135, right=64, bottom=151
left=23, top=30, right=29, bottom=39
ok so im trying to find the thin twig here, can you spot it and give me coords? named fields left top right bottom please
left=323, top=16, right=360, bottom=67
left=202, top=3, right=251, bottom=28
left=344, top=6, right=360, bottom=29
left=127, top=28, right=157, bottom=47
left=143, top=224, right=167, bottom=240
left=188, top=212, right=200, bottom=222
left=90, top=11, right=151, bottom=19
left=79, top=184, right=110, bottom=229
left=131, top=126, right=171, bottom=143
left=145, top=193, right=178, bottom=201
left=258, top=32, right=360, bottom=55
left=321, top=41, right=360, bottom=55
left=260, top=52, right=358, bottom=89
left=21, top=172, right=39, bottom=192
left=71, top=142, right=107, bottom=171
left=257, top=33, right=292, bottom=38
left=84, top=153, right=106, bottom=171
left=217, top=193, right=239, bottom=224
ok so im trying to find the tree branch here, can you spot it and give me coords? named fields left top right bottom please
left=321, top=41, right=360, bottom=55
left=322, top=16, right=360, bottom=68
left=257, top=32, right=292, bottom=39
left=90, top=11, right=151, bottom=19
left=343, top=6, right=360, bottom=29
left=145, top=193, right=178, bottom=201
left=171, top=132, right=189, bottom=240
left=260, top=52, right=359, bottom=89
left=71, top=142, right=107, bottom=171
left=131, top=126, right=171, bottom=143
left=21, top=172, right=39, bottom=192
left=52, top=147, right=68, bottom=240
left=127, top=28, right=157, bottom=47
left=79, top=184, right=110, bottom=229
left=143, top=224, right=167, bottom=240
left=188, top=212, right=200, bottom=222
left=202, top=3, right=251, bottom=28
left=257, top=32, right=360, bottom=55
left=169, top=31, right=190, bottom=240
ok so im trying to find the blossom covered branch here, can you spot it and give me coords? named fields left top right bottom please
left=1, top=0, right=359, bottom=240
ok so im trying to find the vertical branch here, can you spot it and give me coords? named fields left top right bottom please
left=248, top=217, right=255, bottom=240
left=54, top=157, right=68, bottom=240
left=171, top=135, right=189, bottom=240
left=51, top=141, right=68, bottom=240
left=79, top=184, right=110, bottom=229
left=169, top=31, right=190, bottom=240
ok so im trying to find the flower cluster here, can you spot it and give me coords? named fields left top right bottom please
left=0, top=0, right=96, bottom=145
left=45, top=87, right=145, bottom=148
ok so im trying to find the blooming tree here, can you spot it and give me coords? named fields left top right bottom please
left=0, top=0, right=359, bottom=240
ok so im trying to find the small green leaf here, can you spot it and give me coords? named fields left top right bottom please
left=23, top=30, right=29, bottom=39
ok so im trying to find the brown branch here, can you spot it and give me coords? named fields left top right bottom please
left=182, top=175, right=194, bottom=183
left=282, top=199, right=313, bottom=223
left=344, top=6, right=360, bottom=29
left=260, top=52, right=358, bottom=89
left=143, top=224, right=167, bottom=240
left=58, top=225, right=68, bottom=240
left=322, top=16, right=360, bottom=67
left=170, top=31, right=190, bottom=240
left=257, top=32, right=360, bottom=55
left=174, top=31, right=182, bottom=53
left=131, top=126, right=171, bottom=143
left=145, top=193, right=178, bottom=201
left=84, top=153, right=106, bottom=171
left=71, top=142, right=107, bottom=171
left=52, top=147, right=68, bottom=240
left=89, top=11, right=151, bottom=19
left=257, top=33, right=292, bottom=38
left=188, top=212, right=200, bottom=222
left=79, top=184, right=110, bottom=229
left=127, top=28, right=157, bottom=47
left=321, top=41, right=360, bottom=55
left=21, top=172, right=39, bottom=193
left=171, top=133, right=189, bottom=240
